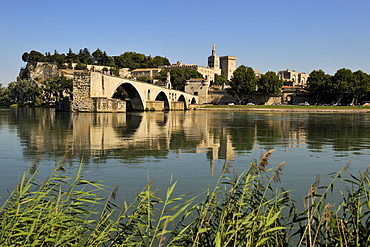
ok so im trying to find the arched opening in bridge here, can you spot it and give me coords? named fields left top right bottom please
left=155, top=92, right=170, bottom=111
left=112, top=83, right=144, bottom=111
left=178, top=95, right=187, bottom=110
left=190, top=97, right=197, bottom=104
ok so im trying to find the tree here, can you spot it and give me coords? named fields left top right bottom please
left=147, top=56, right=170, bottom=68
left=22, top=50, right=45, bottom=64
left=7, top=80, right=41, bottom=103
left=307, top=70, right=333, bottom=103
left=0, top=83, right=11, bottom=104
left=78, top=48, right=93, bottom=64
left=332, top=68, right=354, bottom=104
left=74, top=62, right=87, bottom=70
left=212, top=74, right=229, bottom=86
left=54, top=76, right=73, bottom=100
left=351, top=70, right=370, bottom=105
left=114, top=52, right=170, bottom=70
left=49, top=53, right=66, bottom=68
left=66, top=48, right=78, bottom=65
left=92, top=48, right=104, bottom=65
left=257, top=71, right=283, bottom=103
left=227, top=66, right=257, bottom=104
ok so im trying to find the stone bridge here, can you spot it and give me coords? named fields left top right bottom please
left=69, top=72, right=199, bottom=112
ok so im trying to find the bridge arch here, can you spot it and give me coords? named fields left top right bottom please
left=177, top=95, right=187, bottom=110
left=155, top=91, right=170, bottom=111
left=112, top=82, right=145, bottom=111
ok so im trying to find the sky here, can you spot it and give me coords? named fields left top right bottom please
left=1, top=0, right=370, bottom=85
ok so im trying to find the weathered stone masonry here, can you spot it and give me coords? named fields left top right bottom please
left=71, top=72, right=126, bottom=112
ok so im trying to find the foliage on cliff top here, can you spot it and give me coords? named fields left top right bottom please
left=22, top=48, right=170, bottom=70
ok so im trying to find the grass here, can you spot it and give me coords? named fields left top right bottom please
left=0, top=151, right=369, bottom=246
left=199, top=104, right=370, bottom=110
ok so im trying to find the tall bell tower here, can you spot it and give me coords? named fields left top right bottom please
left=208, top=43, right=220, bottom=69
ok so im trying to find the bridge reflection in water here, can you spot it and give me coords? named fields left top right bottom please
left=69, top=111, right=234, bottom=174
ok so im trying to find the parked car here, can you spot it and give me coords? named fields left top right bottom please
left=298, top=102, right=309, bottom=106
left=247, top=102, right=255, bottom=105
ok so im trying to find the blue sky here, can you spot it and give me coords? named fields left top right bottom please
left=1, top=0, right=370, bottom=85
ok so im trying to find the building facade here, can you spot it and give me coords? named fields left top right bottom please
left=184, top=78, right=210, bottom=104
left=220, top=56, right=237, bottom=80
left=278, top=69, right=309, bottom=86
left=130, top=68, right=162, bottom=79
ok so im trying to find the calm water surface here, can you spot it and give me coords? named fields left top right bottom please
left=1, top=107, right=370, bottom=203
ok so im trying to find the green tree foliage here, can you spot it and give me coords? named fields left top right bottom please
left=227, top=66, right=257, bottom=103
left=351, top=70, right=370, bottom=105
left=156, top=68, right=204, bottom=91
left=78, top=48, right=93, bottom=64
left=0, top=84, right=11, bottom=104
left=257, top=71, right=284, bottom=102
left=22, top=49, right=170, bottom=72
left=92, top=49, right=114, bottom=66
left=308, top=69, right=370, bottom=104
left=147, top=55, right=170, bottom=68
left=307, top=69, right=333, bottom=103
left=212, top=74, right=229, bottom=86
left=45, top=51, right=66, bottom=69
left=22, top=50, right=44, bottom=64
left=74, top=62, right=87, bottom=70
left=7, top=80, right=41, bottom=103
left=42, top=76, right=73, bottom=101
left=332, top=68, right=354, bottom=104
left=65, top=48, right=78, bottom=65
left=114, top=52, right=147, bottom=69
left=113, top=52, right=169, bottom=70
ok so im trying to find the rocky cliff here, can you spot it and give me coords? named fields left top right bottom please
left=18, top=62, right=61, bottom=83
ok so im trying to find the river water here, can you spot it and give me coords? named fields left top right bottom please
left=1, top=107, right=370, bottom=204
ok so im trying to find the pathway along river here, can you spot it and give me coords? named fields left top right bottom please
left=1, top=107, right=370, bottom=204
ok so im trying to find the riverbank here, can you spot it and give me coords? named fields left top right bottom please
left=192, top=104, right=370, bottom=113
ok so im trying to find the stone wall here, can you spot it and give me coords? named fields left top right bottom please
left=207, top=90, right=235, bottom=105
left=71, top=72, right=94, bottom=112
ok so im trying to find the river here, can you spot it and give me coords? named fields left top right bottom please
left=1, top=107, right=369, bottom=204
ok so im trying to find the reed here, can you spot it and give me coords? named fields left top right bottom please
left=0, top=151, right=369, bottom=246
left=295, top=163, right=370, bottom=246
